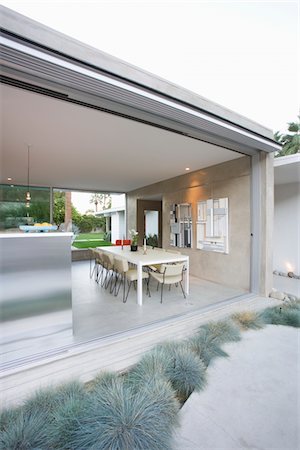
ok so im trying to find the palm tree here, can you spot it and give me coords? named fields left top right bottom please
left=90, top=193, right=111, bottom=212
left=274, top=117, right=300, bottom=157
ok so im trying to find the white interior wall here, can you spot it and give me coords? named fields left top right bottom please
left=111, top=211, right=125, bottom=243
left=145, top=210, right=159, bottom=236
left=274, top=182, right=300, bottom=274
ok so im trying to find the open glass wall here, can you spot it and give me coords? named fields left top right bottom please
left=0, top=184, right=50, bottom=231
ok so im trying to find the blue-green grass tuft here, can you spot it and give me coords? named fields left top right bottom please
left=187, top=331, right=229, bottom=368
left=260, top=305, right=300, bottom=327
left=199, top=319, right=242, bottom=345
left=70, top=376, right=178, bottom=450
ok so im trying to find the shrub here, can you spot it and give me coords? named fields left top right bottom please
left=231, top=311, right=265, bottom=330
left=46, top=391, right=90, bottom=449
left=187, top=331, right=229, bottom=368
left=23, top=380, right=85, bottom=415
left=260, top=305, right=300, bottom=328
left=127, top=342, right=207, bottom=400
left=156, top=342, right=207, bottom=398
left=125, top=351, right=168, bottom=389
left=200, top=319, right=242, bottom=345
left=88, top=371, right=121, bottom=393
left=0, top=408, right=48, bottom=450
left=0, top=407, right=21, bottom=431
left=70, top=376, right=178, bottom=450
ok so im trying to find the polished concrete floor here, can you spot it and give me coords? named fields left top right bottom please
left=1, top=261, right=247, bottom=370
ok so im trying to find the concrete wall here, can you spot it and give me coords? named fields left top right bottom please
left=257, top=152, right=274, bottom=296
left=274, top=182, right=300, bottom=274
left=127, top=157, right=251, bottom=291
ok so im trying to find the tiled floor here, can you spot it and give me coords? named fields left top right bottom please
left=1, top=261, right=247, bottom=370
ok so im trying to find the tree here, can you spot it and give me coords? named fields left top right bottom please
left=274, top=117, right=300, bottom=157
left=64, top=191, right=72, bottom=231
left=53, top=192, right=81, bottom=227
left=89, top=193, right=111, bottom=212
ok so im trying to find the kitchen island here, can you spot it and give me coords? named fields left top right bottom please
left=0, top=232, right=73, bottom=322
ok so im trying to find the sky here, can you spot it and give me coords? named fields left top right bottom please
left=1, top=0, right=299, bottom=135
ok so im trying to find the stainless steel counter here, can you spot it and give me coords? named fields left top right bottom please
left=0, top=232, right=73, bottom=322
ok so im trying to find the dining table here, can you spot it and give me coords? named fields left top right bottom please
left=97, top=246, right=189, bottom=305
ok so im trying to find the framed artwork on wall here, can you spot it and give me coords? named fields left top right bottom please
left=196, top=197, right=229, bottom=253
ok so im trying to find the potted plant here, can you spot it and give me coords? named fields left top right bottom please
left=129, top=229, right=138, bottom=251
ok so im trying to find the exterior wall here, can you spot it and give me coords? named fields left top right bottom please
left=111, top=211, right=125, bottom=243
left=127, top=157, right=251, bottom=291
left=258, top=152, right=274, bottom=296
left=274, top=182, right=300, bottom=274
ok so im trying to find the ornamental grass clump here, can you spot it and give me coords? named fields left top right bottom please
left=156, top=342, right=207, bottom=398
left=231, top=310, right=265, bottom=331
left=87, top=370, right=120, bottom=393
left=0, top=381, right=88, bottom=450
left=70, top=376, right=178, bottom=450
left=200, top=319, right=242, bottom=345
left=125, top=350, right=168, bottom=389
left=23, top=380, right=85, bottom=416
left=43, top=382, right=90, bottom=449
left=127, top=341, right=207, bottom=401
left=260, top=304, right=300, bottom=328
left=187, top=330, right=228, bottom=368
left=0, top=408, right=48, bottom=450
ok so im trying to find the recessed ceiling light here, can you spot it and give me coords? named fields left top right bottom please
left=185, top=167, right=190, bottom=171
left=7, top=177, right=12, bottom=181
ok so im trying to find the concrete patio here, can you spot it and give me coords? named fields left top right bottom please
left=174, top=324, right=299, bottom=450
left=1, top=260, right=247, bottom=370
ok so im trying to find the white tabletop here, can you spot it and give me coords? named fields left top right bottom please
left=98, top=245, right=188, bottom=266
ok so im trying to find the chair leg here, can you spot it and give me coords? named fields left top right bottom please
left=109, top=271, right=116, bottom=293
left=101, top=266, right=107, bottom=287
left=160, top=283, right=164, bottom=303
left=122, top=274, right=126, bottom=302
left=147, top=278, right=151, bottom=297
left=180, top=281, right=186, bottom=299
left=114, top=272, right=122, bottom=296
left=124, top=281, right=133, bottom=303
left=96, top=265, right=103, bottom=284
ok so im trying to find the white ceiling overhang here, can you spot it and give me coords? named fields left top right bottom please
left=0, top=21, right=281, bottom=193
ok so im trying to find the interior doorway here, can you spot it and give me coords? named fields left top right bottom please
left=137, top=199, right=162, bottom=247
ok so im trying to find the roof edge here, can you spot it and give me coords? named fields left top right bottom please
left=0, top=5, right=275, bottom=141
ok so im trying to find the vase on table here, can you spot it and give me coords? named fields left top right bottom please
left=130, top=245, right=138, bottom=252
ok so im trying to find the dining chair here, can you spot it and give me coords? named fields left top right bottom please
left=89, top=248, right=97, bottom=279
left=90, top=249, right=104, bottom=282
left=147, top=248, right=166, bottom=272
left=150, top=263, right=186, bottom=303
left=113, top=257, right=150, bottom=303
left=101, top=252, right=115, bottom=290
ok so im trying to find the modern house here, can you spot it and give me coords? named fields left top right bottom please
left=0, top=5, right=281, bottom=406
left=273, top=153, right=300, bottom=296
left=95, top=193, right=126, bottom=243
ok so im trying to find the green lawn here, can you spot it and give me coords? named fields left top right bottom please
left=72, top=240, right=112, bottom=249
left=74, top=232, right=105, bottom=241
